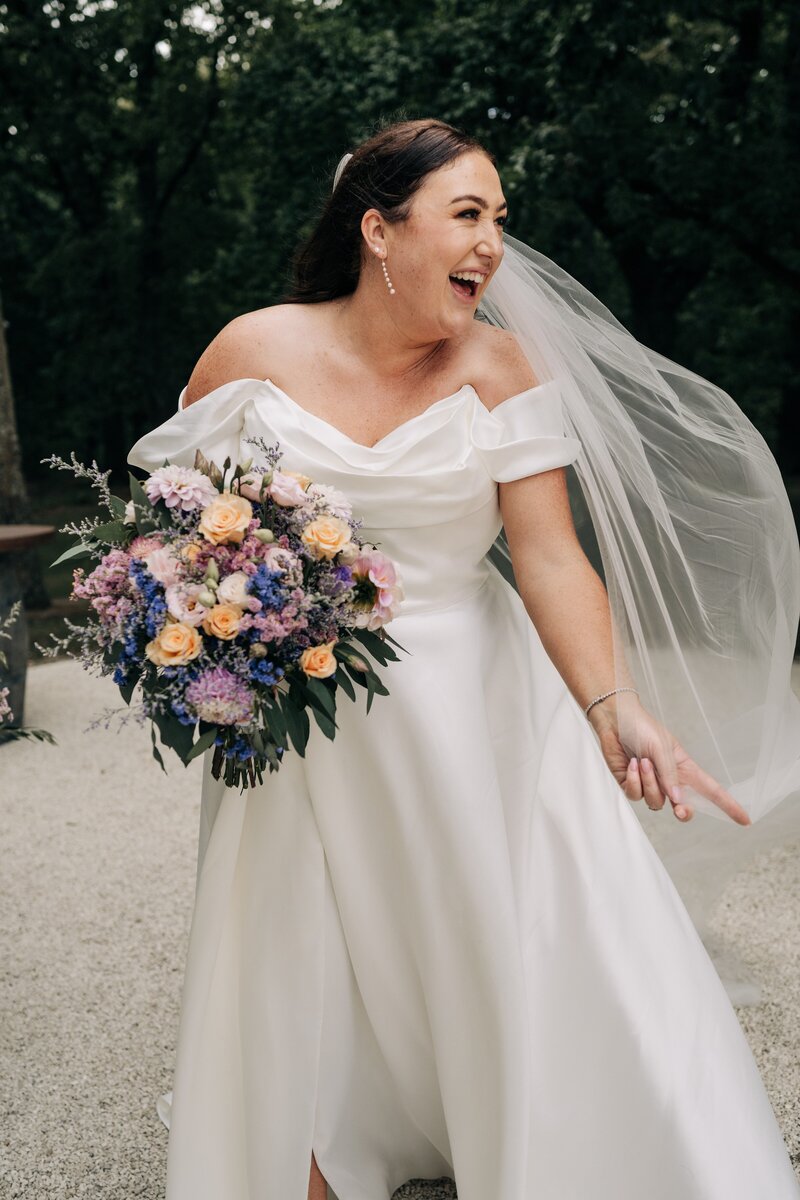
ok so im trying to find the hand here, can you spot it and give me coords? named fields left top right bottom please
left=587, top=696, right=752, bottom=826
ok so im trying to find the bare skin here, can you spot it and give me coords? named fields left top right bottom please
left=185, top=148, right=751, bottom=1200
left=308, top=1151, right=327, bottom=1200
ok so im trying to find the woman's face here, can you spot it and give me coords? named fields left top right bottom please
left=362, top=150, right=508, bottom=340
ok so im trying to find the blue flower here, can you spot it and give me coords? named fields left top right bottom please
left=248, top=658, right=285, bottom=686
left=249, top=565, right=287, bottom=612
left=129, top=558, right=168, bottom=636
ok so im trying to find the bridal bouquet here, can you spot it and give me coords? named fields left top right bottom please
left=40, top=441, right=405, bottom=788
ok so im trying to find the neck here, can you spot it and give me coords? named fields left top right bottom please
left=331, top=269, right=449, bottom=385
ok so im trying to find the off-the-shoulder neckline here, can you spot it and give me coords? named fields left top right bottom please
left=178, top=375, right=559, bottom=452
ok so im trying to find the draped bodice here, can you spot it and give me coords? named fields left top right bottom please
left=127, top=377, right=581, bottom=616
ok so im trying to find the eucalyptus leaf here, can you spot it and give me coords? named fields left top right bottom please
left=150, top=724, right=166, bottom=774
left=343, top=661, right=369, bottom=691
left=117, top=671, right=140, bottom=706
left=92, top=519, right=128, bottom=544
left=309, top=704, right=336, bottom=740
left=185, top=726, right=219, bottom=763
left=304, top=676, right=337, bottom=720
left=108, top=494, right=128, bottom=519
left=50, top=542, right=94, bottom=568
left=380, top=628, right=409, bottom=655
left=352, top=627, right=396, bottom=664
left=128, top=472, right=159, bottom=534
left=334, top=668, right=356, bottom=702
left=280, top=696, right=309, bottom=757
left=152, top=708, right=195, bottom=762
left=263, top=699, right=287, bottom=744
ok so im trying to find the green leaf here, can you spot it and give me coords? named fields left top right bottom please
left=263, top=698, right=287, bottom=744
left=50, top=542, right=94, bottom=568
left=309, top=704, right=336, bottom=740
left=343, top=660, right=368, bottom=690
left=92, top=519, right=128, bottom=544
left=128, top=472, right=159, bottom=534
left=352, top=627, right=399, bottom=664
left=280, top=695, right=309, bottom=757
left=304, top=676, right=337, bottom=721
left=150, top=723, right=167, bottom=774
left=108, top=494, right=128, bottom=519
left=117, top=670, right=140, bottom=706
left=380, top=628, right=409, bottom=655
left=156, top=503, right=175, bottom=531
left=185, top=726, right=218, bottom=763
left=334, top=668, right=356, bottom=702
left=152, top=708, right=195, bottom=762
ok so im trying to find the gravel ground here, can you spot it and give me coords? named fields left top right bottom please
left=1, top=659, right=798, bottom=1198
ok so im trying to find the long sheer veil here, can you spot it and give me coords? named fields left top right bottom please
left=478, top=232, right=800, bottom=1001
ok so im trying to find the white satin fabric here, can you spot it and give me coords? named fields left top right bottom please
left=128, top=378, right=799, bottom=1200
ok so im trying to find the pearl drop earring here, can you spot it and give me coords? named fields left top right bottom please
left=374, top=247, right=396, bottom=295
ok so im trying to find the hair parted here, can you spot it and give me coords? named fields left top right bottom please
left=280, top=117, right=495, bottom=305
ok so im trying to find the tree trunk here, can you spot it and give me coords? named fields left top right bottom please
left=0, top=290, right=50, bottom=609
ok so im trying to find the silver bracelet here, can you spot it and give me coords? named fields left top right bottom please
left=584, top=686, right=639, bottom=717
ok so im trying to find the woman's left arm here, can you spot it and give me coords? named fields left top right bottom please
left=499, top=466, right=751, bottom=826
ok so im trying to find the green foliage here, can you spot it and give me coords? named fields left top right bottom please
left=1, top=0, right=798, bottom=483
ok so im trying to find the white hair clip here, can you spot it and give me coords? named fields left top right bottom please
left=332, top=151, right=353, bottom=192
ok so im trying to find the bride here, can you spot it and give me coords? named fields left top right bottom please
left=128, top=118, right=800, bottom=1199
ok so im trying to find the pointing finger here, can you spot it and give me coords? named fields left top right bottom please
left=682, top=758, right=751, bottom=826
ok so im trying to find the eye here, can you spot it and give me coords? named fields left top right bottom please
left=457, top=208, right=508, bottom=228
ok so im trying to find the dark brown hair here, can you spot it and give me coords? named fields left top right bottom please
left=280, top=117, right=495, bottom=304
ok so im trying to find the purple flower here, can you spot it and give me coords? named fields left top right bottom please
left=184, top=666, right=255, bottom=726
left=72, top=549, right=139, bottom=637
left=144, top=465, right=218, bottom=513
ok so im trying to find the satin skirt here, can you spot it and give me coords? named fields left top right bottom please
left=159, top=571, right=800, bottom=1199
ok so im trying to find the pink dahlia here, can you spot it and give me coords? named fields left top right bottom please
left=144, top=465, right=218, bottom=513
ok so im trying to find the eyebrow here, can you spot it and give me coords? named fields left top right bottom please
left=449, top=193, right=508, bottom=212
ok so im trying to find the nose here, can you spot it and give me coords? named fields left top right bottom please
left=476, top=218, right=504, bottom=257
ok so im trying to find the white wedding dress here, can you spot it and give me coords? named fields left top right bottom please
left=128, top=375, right=800, bottom=1200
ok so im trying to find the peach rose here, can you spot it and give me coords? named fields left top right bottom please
left=145, top=621, right=202, bottom=667
left=299, top=641, right=337, bottom=679
left=180, top=539, right=204, bottom=564
left=198, top=492, right=253, bottom=545
left=202, top=603, right=243, bottom=640
left=300, top=515, right=352, bottom=561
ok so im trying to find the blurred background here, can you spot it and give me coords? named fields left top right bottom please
left=1, top=6, right=799, bottom=1195
left=0, top=0, right=798, bottom=642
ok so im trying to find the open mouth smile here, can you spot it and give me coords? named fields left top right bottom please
left=448, top=271, right=486, bottom=303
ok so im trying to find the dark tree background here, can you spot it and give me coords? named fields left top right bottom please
left=1, top=0, right=797, bottom=486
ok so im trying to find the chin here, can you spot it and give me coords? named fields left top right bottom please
left=436, top=316, right=470, bottom=340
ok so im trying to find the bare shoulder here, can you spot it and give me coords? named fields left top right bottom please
left=468, top=322, right=541, bottom=411
left=183, top=305, right=302, bottom=407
